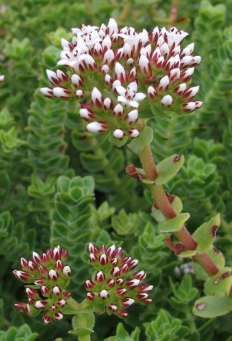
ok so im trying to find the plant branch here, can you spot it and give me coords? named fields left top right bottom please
left=138, top=143, right=219, bottom=276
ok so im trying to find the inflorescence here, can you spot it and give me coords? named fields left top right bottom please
left=41, top=18, right=202, bottom=140
left=13, top=246, right=71, bottom=324
left=85, top=243, right=153, bottom=318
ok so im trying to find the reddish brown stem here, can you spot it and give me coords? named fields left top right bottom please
left=169, top=0, right=179, bottom=23
left=139, top=144, right=219, bottom=276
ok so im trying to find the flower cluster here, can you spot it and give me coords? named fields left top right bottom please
left=85, top=243, right=153, bottom=318
left=0, top=74, right=4, bottom=82
left=41, top=19, right=202, bottom=140
left=13, top=246, right=71, bottom=324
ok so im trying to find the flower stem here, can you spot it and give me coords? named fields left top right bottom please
left=139, top=143, right=219, bottom=276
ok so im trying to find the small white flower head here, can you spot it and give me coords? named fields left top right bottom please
left=0, top=74, right=5, bottom=82
left=41, top=21, right=202, bottom=142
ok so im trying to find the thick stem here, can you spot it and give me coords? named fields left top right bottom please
left=66, top=299, right=95, bottom=341
left=139, top=143, right=219, bottom=276
left=139, top=145, right=158, bottom=181
left=79, top=336, right=90, bottom=341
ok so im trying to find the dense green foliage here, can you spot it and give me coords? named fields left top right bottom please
left=0, top=0, right=232, bottom=340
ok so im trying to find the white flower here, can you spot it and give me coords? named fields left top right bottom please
left=116, top=82, right=146, bottom=108
left=91, top=87, right=102, bottom=105
left=184, top=101, right=202, bottom=112
left=80, top=108, right=93, bottom=119
left=103, top=49, right=114, bottom=64
left=139, top=55, right=150, bottom=74
left=182, top=43, right=195, bottom=56
left=185, top=86, right=200, bottom=98
left=108, top=18, right=118, bottom=35
left=40, top=87, right=53, bottom=97
left=53, top=87, right=69, bottom=98
left=113, top=129, right=124, bottom=139
left=161, top=95, right=173, bottom=106
left=176, top=83, right=187, bottom=94
left=113, top=103, right=124, bottom=115
left=129, top=129, right=140, bottom=138
left=159, top=75, right=170, bottom=91
left=170, top=68, right=180, bottom=81
left=127, top=109, right=138, bottom=123
left=115, top=62, right=126, bottom=82
left=87, top=121, right=106, bottom=133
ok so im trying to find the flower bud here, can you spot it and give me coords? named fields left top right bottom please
left=85, top=244, right=152, bottom=318
left=13, top=246, right=71, bottom=324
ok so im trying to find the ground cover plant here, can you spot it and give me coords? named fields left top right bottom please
left=0, top=0, right=232, bottom=340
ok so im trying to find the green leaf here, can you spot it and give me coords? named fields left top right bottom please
left=0, top=324, right=38, bottom=340
left=178, top=250, right=197, bottom=258
left=193, top=214, right=221, bottom=251
left=128, top=126, right=153, bottom=154
left=144, top=309, right=189, bottom=341
left=104, top=323, right=140, bottom=341
left=193, top=296, right=232, bottom=318
left=158, top=213, right=190, bottom=233
left=155, top=154, right=185, bottom=185
left=204, top=275, right=232, bottom=296
left=170, top=275, right=199, bottom=305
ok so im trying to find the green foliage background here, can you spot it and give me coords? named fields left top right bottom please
left=0, top=0, right=231, bottom=340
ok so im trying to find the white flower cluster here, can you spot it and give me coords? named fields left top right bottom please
left=41, top=18, right=202, bottom=140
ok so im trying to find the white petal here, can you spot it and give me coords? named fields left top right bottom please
left=161, top=95, right=173, bottom=106
left=108, top=18, right=118, bottom=35
left=128, top=81, right=138, bottom=93
left=159, top=75, right=170, bottom=89
left=134, top=92, right=146, bottom=102
left=129, top=129, right=140, bottom=138
left=113, top=129, right=124, bottom=139
left=91, top=87, right=102, bottom=103
left=128, top=109, right=138, bottom=122
left=128, top=100, right=139, bottom=108
left=118, top=96, right=128, bottom=105
left=87, top=122, right=103, bottom=133
left=182, top=43, right=194, bottom=56
left=53, top=87, right=68, bottom=97
left=115, top=85, right=126, bottom=96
